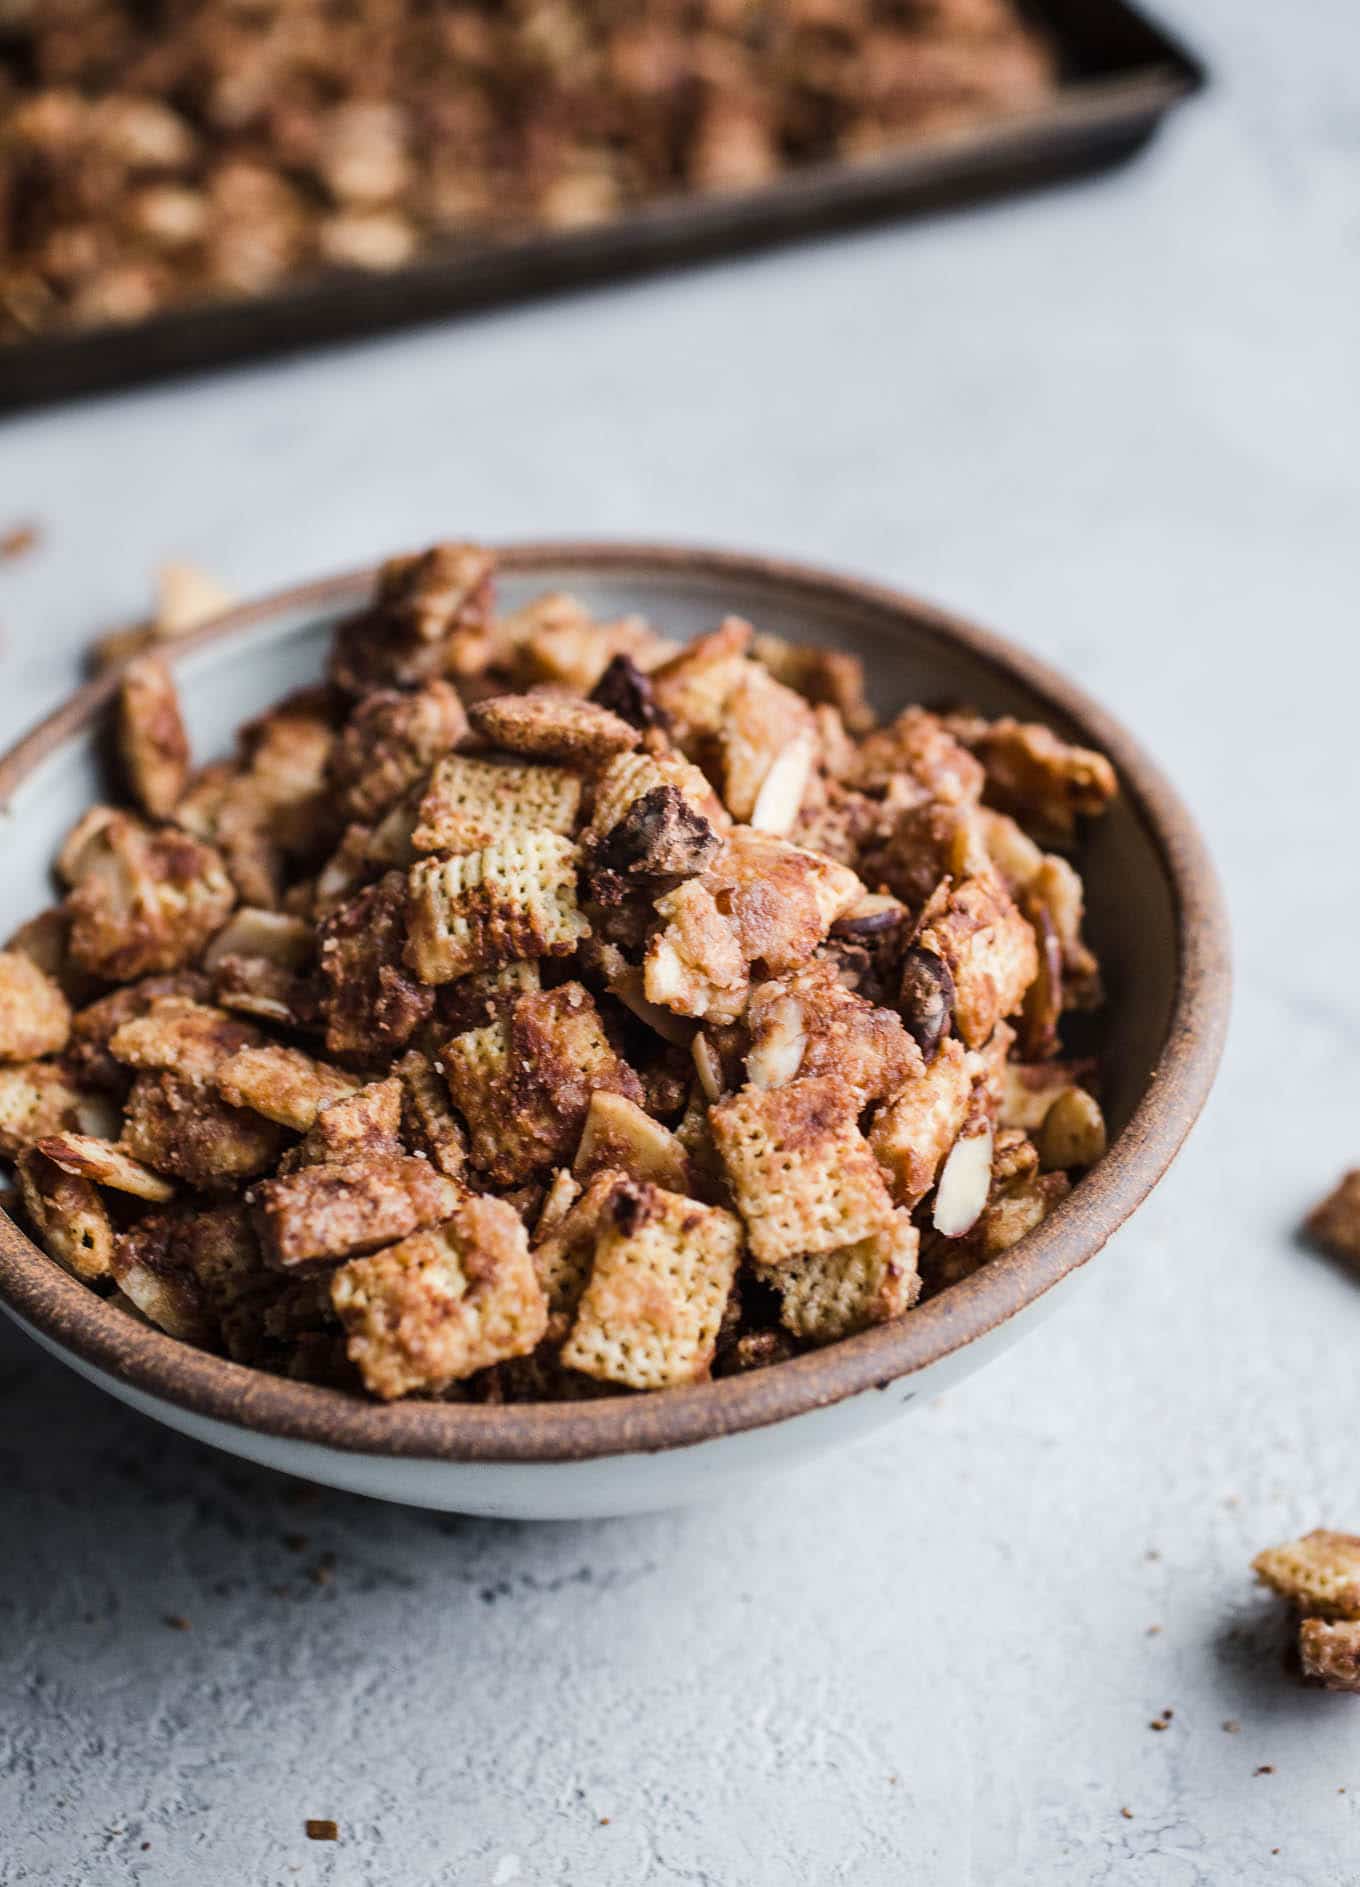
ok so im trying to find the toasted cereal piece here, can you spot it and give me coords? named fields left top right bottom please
left=917, top=873, right=1038, bottom=1050
left=949, top=714, right=1117, bottom=839
left=851, top=705, right=985, bottom=804
left=644, top=880, right=749, bottom=1024
left=203, top=907, right=313, bottom=971
left=238, top=687, right=338, bottom=856
left=468, top=692, right=639, bottom=768
left=1253, top=1533, right=1360, bottom=1620
left=14, top=1147, right=113, bottom=1281
left=120, top=1073, right=289, bottom=1186
left=715, top=665, right=818, bottom=824
left=61, top=808, right=235, bottom=980
left=252, top=1153, right=464, bottom=1271
left=975, top=1169, right=1069, bottom=1260
left=173, top=764, right=282, bottom=908
left=316, top=870, right=435, bottom=1059
left=572, top=1090, right=690, bottom=1192
left=65, top=972, right=212, bottom=1094
left=110, top=1211, right=213, bottom=1344
left=530, top=1167, right=628, bottom=1318
left=560, top=1181, right=743, bottom=1389
left=1018, top=897, right=1062, bottom=1059
left=711, top=828, right=865, bottom=975
left=109, top=996, right=262, bottom=1087
left=650, top=618, right=754, bottom=746
left=331, top=543, right=496, bottom=692
left=1300, top=1619, right=1360, bottom=1693
left=1036, top=1086, right=1107, bottom=1171
left=710, top=1075, right=894, bottom=1266
left=752, top=633, right=875, bottom=734
left=0, top=1063, right=118, bottom=1156
left=865, top=797, right=989, bottom=915
left=380, top=543, right=496, bottom=649
left=5, top=907, right=97, bottom=1005
left=118, top=654, right=191, bottom=819
left=869, top=1036, right=972, bottom=1206
left=991, top=1125, right=1041, bottom=1191
left=437, top=960, right=542, bottom=1034
left=760, top=1209, right=920, bottom=1344
left=411, top=753, right=580, bottom=856
left=744, top=960, right=921, bottom=1106
left=329, top=681, right=468, bottom=825
left=173, top=1202, right=277, bottom=1362
left=965, top=1017, right=1017, bottom=1126
left=215, top=1042, right=358, bottom=1131
left=394, top=1050, right=466, bottom=1178
left=443, top=982, right=644, bottom=1186
left=404, top=832, right=588, bottom=984
left=331, top=1194, right=548, bottom=1400
left=284, top=1078, right=405, bottom=1170
left=0, top=950, right=71, bottom=1061
left=1304, top=1172, right=1360, bottom=1269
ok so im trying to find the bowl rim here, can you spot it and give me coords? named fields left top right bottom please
left=0, top=541, right=1231, bottom=1465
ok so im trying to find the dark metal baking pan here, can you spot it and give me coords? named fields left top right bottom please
left=0, top=0, right=1202, bottom=413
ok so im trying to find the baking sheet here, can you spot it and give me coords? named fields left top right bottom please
left=0, top=0, right=1202, bottom=412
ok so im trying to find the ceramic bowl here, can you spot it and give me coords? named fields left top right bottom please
left=0, top=545, right=1230, bottom=1519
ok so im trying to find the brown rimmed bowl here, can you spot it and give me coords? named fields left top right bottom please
left=0, top=545, right=1230, bottom=1518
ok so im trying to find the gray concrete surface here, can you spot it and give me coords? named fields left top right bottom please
left=2, top=1, right=1359, bottom=1879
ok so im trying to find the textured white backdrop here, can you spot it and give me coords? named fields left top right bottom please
left=2, top=1, right=1359, bottom=1879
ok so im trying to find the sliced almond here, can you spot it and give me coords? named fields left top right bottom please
left=1037, top=1087, right=1107, bottom=1171
left=156, top=561, right=236, bottom=637
left=692, top=1032, right=725, bottom=1103
left=750, top=733, right=815, bottom=837
left=830, top=893, right=908, bottom=939
left=37, top=1131, right=176, bottom=1202
left=611, top=965, right=695, bottom=1047
left=931, top=1120, right=994, bottom=1239
left=745, top=995, right=806, bottom=1090
left=204, top=907, right=314, bottom=970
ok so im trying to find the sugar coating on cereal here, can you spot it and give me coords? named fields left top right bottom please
left=2, top=543, right=1116, bottom=1402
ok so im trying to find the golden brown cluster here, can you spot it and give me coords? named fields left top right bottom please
left=0, top=541, right=1117, bottom=1403
left=1, top=0, right=1055, bottom=344
left=1254, top=1532, right=1360, bottom=1693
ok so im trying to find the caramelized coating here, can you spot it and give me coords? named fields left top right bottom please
left=560, top=1181, right=743, bottom=1390
left=118, top=655, right=191, bottom=819
left=0, top=952, right=71, bottom=1062
left=332, top=1196, right=548, bottom=1400
left=3, top=543, right=1114, bottom=1403
left=1253, top=1533, right=1360, bottom=1620
left=711, top=1075, right=895, bottom=1266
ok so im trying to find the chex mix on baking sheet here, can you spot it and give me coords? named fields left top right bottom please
left=0, top=544, right=1116, bottom=1402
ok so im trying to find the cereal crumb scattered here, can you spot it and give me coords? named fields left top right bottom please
left=0, top=522, right=40, bottom=561
left=1120, top=1807, right=1133, bottom=1821
left=305, top=1819, right=339, bottom=1841
left=1255, top=1765, right=1275, bottom=1777
left=1223, top=1719, right=1241, bottom=1733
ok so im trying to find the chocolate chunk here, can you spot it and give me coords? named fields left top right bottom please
left=589, top=654, right=668, bottom=732
left=899, top=946, right=955, bottom=1060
